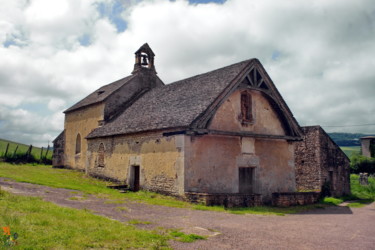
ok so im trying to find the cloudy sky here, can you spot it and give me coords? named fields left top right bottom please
left=0, top=0, right=374, bottom=147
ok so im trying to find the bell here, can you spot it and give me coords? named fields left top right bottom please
left=141, top=55, right=148, bottom=66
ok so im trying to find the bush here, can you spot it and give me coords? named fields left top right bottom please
left=1, top=152, right=51, bottom=165
left=350, top=153, right=375, bottom=174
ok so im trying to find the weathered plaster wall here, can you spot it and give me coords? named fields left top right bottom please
left=182, top=89, right=296, bottom=203
left=184, top=135, right=241, bottom=194
left=184, top=135, right=295, bottom=203
left=255, top=139, right=296, bottom=202
left=87, top=132, right=184, bottom=196
left=209, top=90, right=285, bottom=135
left=64, top=103, right=104, bottom=170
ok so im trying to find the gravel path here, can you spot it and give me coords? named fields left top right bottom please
left=1, top=178, right=374, bottom=250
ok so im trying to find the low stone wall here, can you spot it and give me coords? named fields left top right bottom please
left=272, top=192, right=320, bottom=207
left=185, top=192, right=262, bottom=207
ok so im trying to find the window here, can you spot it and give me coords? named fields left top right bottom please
left=75, top=134, right=81, bottom=154
left=241, top=91, right=253, bottom=123
left=98, top=143, right=105, bottom=167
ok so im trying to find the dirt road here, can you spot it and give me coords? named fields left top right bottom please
left=1, top=178, right=374, bottom=250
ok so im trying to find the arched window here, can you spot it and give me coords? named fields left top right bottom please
left=75, top=134, right=81, bottom=154
left=241, top=91, right=253, bottom=123
left=98, top=143, right=105, bottom=167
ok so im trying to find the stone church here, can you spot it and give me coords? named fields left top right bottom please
left=53, top=44, right=350, bottom=205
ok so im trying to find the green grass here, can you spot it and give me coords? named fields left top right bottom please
left=169, top=230, right=206, bottom=243
left=128, top=219, right=152, bottom=225
left=321, top=197, right=344, bottom=206
left=0, top=138, right=52, bottom=161
left=321, top=175, right=375, bottom=208
left=0, top=189, right=169, bottom=249
left=340, top=146, right=361, bottom=157
left=350, top=174, right=375, bottom=200
left=0, top=163, right=332, bottom=216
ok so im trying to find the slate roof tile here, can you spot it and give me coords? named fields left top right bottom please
left=87, top=59, right=253, bottom=138
left=65, top=75, right=135, bottom=113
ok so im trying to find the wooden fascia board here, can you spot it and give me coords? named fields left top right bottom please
left=188, top=129, right=302, bottom=141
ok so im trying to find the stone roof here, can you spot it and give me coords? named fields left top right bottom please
left=87, top=59, right=253, bottom=138
left=64, top=75, right=135, bottom=113
left=361, top=136, right=375, bottom=139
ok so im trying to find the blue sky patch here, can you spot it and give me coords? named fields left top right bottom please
left=78, top=34, right=91, bottom=46
left=272, top=50, right=281, bottom=60
left=97, top=1, right=127, bottom=33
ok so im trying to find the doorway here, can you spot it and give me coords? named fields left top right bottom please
left=131, top=165, right=140, bottom=192
left=239, top=167, right=254, bottom=193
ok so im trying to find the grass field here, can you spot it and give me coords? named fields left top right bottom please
left=340, top=146, right=361, bottom=157
left=0, top=138, right=52, bottom=160
left=0, top=163, right=323, bottom=216
left=0, top=190, right=169, bottom=249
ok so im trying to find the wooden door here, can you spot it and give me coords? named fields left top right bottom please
left=239, top=167, right=254, bottom=193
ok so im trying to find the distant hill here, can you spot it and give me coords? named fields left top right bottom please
left=328, top=133, right=372, bottom=147
left=0, top=138, right=52, bottom=160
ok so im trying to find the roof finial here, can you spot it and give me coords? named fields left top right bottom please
left=132, top=43, right=157, bottom=74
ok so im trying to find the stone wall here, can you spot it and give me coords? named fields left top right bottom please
left=52, top=130, right=65, bottom=167
left=318, top=128, right=351, bottom=197
left=295, top=126, right=350, bottom=197
left=294, top=127, right=321, bottom=191
left=272, top=192, right=320, bottom=207
left=185, top=192, right=262, bottom=207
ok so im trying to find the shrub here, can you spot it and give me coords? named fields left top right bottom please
left=350, top=153, right=375, bottom=174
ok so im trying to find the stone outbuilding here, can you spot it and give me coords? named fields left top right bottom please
left=53, top=44, right=350, bottom=205
left=295, top=126, right=350, bottom=197
left=360, top=136, right=375, bottom=158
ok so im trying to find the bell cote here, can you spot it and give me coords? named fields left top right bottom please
left=132, top=43, right=157, bottom=74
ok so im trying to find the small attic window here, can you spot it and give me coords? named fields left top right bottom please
left=241, top=91, right=253, bottom=124
left=97, top=90, right=105, bottom=95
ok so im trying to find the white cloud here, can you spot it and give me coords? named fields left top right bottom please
left=0, top=0, right=374, bottom=147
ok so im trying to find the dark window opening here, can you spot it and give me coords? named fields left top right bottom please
left=241, top=91, right=253, bottom=123
left=75, top=134, right=81, bottom=154
left=98, top=143, right=105, bottom=167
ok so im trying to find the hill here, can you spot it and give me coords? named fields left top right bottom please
left=328, top=132, right=372, bottom=147
left=0, top=138, right=52, bottom=161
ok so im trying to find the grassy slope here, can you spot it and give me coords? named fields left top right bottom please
left=0, top=138, right=52, bottom=160
left=340, top=146, right=361, bottom=157
left=0, top=163, right=320, bottom=215
left=0, top=190, right=169, bottom=249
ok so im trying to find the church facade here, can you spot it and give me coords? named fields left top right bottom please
left=53, top=44, right=350, bottom=204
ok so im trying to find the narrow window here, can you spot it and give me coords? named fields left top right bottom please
left=98, top=143, right=105, bottom=167
left=241, top=91, right=253, bottom=122
left=75, top=134, right=81, bottom=154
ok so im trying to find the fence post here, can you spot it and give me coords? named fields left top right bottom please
left=40, top=147, right=44, bottom=162
left=45, top=145, right=50, bottom=162
left=12, top=145, right=18, bottom=158
left=4, top=143, right=9, bottom=157
left=27, top=145, right=33, bottom=161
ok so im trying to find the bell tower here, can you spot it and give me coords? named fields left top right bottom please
left=132, top=43, right=157, bottom=74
